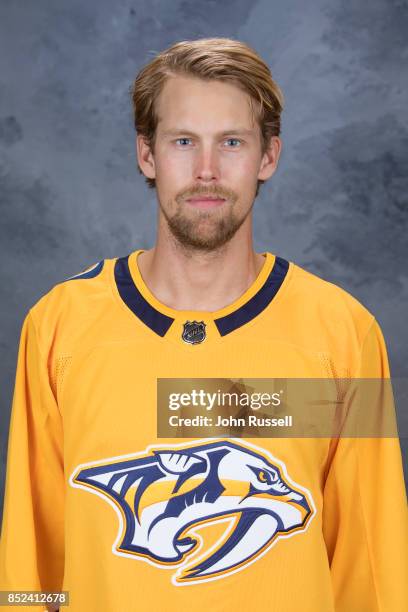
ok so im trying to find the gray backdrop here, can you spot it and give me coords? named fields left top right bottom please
left=1, top=0, right=407, bottom=522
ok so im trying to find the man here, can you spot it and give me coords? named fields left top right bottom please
left=0, top=37, right=407, bottom=611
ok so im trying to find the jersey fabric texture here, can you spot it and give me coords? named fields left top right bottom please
left=0, top=249, right=407, bottom=612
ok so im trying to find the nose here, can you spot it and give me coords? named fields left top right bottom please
left=194, top=143, right=220, bottom=182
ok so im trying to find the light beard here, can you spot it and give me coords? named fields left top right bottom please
left=160, top=199, right=253, bottom=251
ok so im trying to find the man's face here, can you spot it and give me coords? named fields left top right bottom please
left=138, top=75, right=280, bottom=251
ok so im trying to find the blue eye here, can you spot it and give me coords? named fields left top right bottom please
left=175, top=137, right=192, bottom=146
left=225, top=138, right=241, bottom=147
left=174, top=138, right=242, bottom=147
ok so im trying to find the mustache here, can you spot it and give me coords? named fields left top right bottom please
left=179, top=188, right=234, bottom=201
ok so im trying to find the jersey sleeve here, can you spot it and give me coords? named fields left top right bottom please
left=322, top=318, right=408, bottom=611
left=0, top=311, right=65, bottom=611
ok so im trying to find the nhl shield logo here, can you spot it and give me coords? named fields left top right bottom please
left=182, top=320, right=206, bottom=344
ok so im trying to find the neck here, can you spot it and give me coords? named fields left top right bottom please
left=137, top=221, right=265, bottom=313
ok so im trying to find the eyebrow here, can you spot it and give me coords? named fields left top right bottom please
left=161, top=128, right=255, bottom=137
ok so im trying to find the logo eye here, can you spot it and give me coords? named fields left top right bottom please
left=248, top=465, right=280, bottom=485
left=256, top=468, right=279, bottom=484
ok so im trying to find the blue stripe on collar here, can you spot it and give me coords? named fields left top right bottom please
left=214, top=256, right=289, bottom=336
left=114, top=253, right=289, bottom=339
left=114, top=255, right=174, bottom=337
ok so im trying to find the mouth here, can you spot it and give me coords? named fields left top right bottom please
left=186, top=197, right=226, bottom=209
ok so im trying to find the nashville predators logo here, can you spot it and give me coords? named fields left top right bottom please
left=70, top=439, right=315, bottom=586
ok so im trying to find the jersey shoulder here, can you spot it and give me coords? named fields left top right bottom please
left=289, top=260, right=375, bottom=327
left=27, top=255, right=118, bottom=354
left=282, top=260, right=377, bottom=364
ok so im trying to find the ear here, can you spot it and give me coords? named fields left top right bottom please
left=257, top=136, right=282, bottom=181
left=136, top=134, right=156, bottom=179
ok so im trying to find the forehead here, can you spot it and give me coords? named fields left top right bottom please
left=155, top=74, right=257, bottom=133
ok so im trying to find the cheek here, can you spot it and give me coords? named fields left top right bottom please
left=226, top=159, right=260, bottom=193
left=223, top=153, right=260, bottom=178
left=156, top=153, right=191, bottom=186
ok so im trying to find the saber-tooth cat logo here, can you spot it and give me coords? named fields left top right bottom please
left=70, top=439, right=315, bottom=586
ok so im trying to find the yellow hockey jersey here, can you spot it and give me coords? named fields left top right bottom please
left=0, top=249, right=407, bottom=611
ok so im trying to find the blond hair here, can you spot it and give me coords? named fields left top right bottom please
left=130, top=37, right=284, bottom=193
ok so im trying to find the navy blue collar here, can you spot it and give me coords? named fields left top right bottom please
left=114, top=254, right=289, bottom=338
